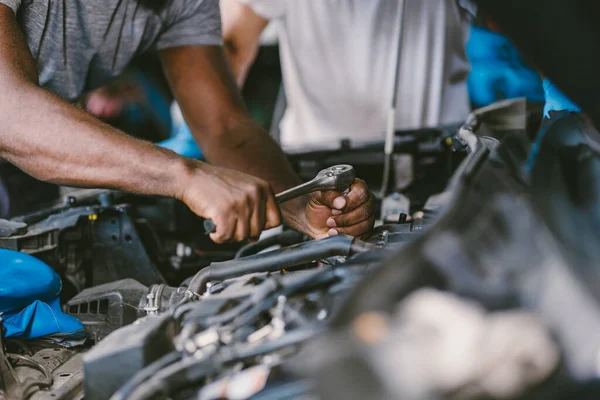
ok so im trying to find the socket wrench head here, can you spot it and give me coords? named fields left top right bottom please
left=314, top=165, right=356, bottom=191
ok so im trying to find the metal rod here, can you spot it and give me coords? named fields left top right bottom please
left=380, top=0, right=407, bottom=197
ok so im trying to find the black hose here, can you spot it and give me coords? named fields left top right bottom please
left=127, top=358, right=218, bottom=400
left=201, top=279, right=280, bottom=326
left=279, top=267, right=341, bottom=296
left=221, top=327, right=319, bottom=361
left=235, top=231, right=307, bottom=259
left=8, top=354, right=53, bottom=399
left=188, top=235, right=374, bottom=295
left=181, top=268, right=339, bottom=331
left=128, top=271, right=339, bottom=400
left=110, top=351, right=182, bottom=400
left=127, top=328, right=319, bottom=400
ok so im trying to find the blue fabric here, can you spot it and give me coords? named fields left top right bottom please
left=0, top=249, right=84, bottom=340
left=158, top=122, right=204, bottom=160
left=525, top=79, right=582, bottom=173
left=467, top=25, right=545, bottom=107
left=543, top=79, right=581, bottom=119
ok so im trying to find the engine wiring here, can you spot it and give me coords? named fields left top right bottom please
left=7, top=354, right=53, bottom=399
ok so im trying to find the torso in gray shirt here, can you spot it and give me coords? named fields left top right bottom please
left=1, top=0, right=221, bottom=101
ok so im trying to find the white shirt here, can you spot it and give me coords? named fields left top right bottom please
left=241, top=0, right=472, bottom=151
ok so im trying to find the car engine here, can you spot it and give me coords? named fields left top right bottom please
left=3, top=99, right=600, bottom=400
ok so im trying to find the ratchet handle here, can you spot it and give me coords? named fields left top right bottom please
left=203, top=182, right=324, bottom=235
left=204, top=164, right=355, bottom=236
left=203, top=182, right=317, bottom=235
left=274, top=181, right=320, bottom=204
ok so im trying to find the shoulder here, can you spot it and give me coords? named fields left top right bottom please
left=154, top=0, right=222, bottom=50
left=0, top=0, right=21, bottom=14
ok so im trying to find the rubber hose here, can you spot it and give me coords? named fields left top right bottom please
left=235, top=230, right=307, bottom=259
left=188, top=235, right=374, bottom=295
left=110, top=351, right=182, bottom=400
left=127, top=328, right=318, bottom=400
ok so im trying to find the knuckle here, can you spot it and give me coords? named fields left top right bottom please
left=253, top=185, right=263, bottom=199
left=223, top=199, right=236, bottom=211
left=242, top=183, right=253, bottom=194
left=255, top=179, right=270, bottom=192
left=248, top=183, right=261, bottom=196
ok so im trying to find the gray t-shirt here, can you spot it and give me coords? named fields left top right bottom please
left=0, top=0, right=221, bottom=101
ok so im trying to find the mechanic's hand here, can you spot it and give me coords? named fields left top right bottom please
left=285, top=179, right=375, bottom=239
left=181, top=163, right=281, bottom=243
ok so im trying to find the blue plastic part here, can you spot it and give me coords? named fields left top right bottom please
left=158, top=122, right=204, bottom=160
left=543, top=79, right=581, bottom=119
left=0, top=249, right=61, bottom=313
left=467, top=25, right=545, bottom=107
left=525, top=79, right=582, bottom=173
left=0, top=249, right=85, bottom=340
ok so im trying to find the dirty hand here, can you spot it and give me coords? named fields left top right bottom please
left=284, top=178, right=375, bottom=239
left=181, top=163, right=281, bottom=243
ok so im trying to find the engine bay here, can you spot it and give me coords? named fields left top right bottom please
left=3, top=99, right=600, bottom=400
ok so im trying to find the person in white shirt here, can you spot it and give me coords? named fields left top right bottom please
left=222, top=0, right=473, bottom=150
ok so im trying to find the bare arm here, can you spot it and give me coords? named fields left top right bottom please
left=0, top=5, right=279, bottom=243
left=160, top=45, right=300, bottom=194
left=0, top=5, right=192, bottom=197
left=221, top=0, right=268, bottom=86
left=161, top=45, right=376, bottom=238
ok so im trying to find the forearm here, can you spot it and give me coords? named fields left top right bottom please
left=162, top=46, right=299, bottom=192
left=199, top=112, right=300, bottom=192
left=162, top=45, right=307, bottom=229
left=0, top=82, right=192, bottom=199
left=202, top=115, right=307, bottom=229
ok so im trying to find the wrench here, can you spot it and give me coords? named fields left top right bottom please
left=204, top=164, right=356, bottom=235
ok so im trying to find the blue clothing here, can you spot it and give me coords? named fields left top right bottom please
left=158, top=123, right=204, bottom=160
left=0, top=249, right=84, bottom=342
left=467, top=25, right=544, bottom=107
left=525, top=79, right=582, bottom=173
left=543, top=79, right=581, bottom=119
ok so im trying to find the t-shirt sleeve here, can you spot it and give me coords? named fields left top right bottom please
left=456, top=0, right=477, bottom=22
left=156, top=0, right=223, bottom=50
left=237, top=0, right=285, bottom=19
left=0, top=0, right=21, bottom=13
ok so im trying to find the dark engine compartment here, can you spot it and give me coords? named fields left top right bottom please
left=3, top=99, right=600, bottom=400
